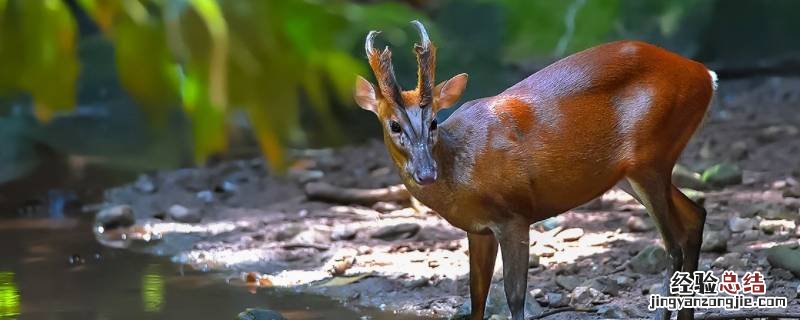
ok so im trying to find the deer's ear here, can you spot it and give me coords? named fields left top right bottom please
left=354, top=76, right=379, bottom=114
left=434, top=73, right=468, bottom=110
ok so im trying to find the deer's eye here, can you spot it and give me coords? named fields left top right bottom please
left=430, top=119, right=438, bottom=131
left=389, top=120, right=402, bottom=133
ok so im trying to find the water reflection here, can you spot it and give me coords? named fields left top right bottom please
left=0, top=272, right=19, bottom=318
left=142, top=264, right=164, bottom=313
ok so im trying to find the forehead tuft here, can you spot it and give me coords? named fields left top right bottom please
left=400, top=90, right=422, bottom=108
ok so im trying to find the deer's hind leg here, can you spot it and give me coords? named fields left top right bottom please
left=625, top=170, right=704, bottom=320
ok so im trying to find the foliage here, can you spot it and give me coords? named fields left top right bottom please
left=0, top=0, right=421, bottom=170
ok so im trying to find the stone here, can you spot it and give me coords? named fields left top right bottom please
left=95, top=205, right=135, bottom=229
left=167, top=204, right=201, bottom=223
left=712, top=252, right=747, bottom=269
left=728, top=216, right=756, bottom=233
left=647, top=283, right=663, bottom=295
left=570, top=286, right=605, bottom=308
left=672, top=165, right=708, bottom=190
left=237, top=308, right=287, bottom=320
left=464, top=283, right=544, bottom=319
left=757, top=124, right=798, bottom=143
left=759, top=219, right=796, bottom=235
left=539, top=216, right=564, bottom=231
left=596, top=305, right=629, bottom=319
left=701, top=230, right=730, bottom=252
left=626, top=216, right=655, bottom=232
left=134, top=174, right=157, bottom=193
left=555, top=228, right=584, bottom=242
left=556, top=275, right=583, bottom=291
left=613, top=275, right=635, bottom=287
left=528, top=253, right=540, bottom=268
left=546, top=292, right=568, bottom=307
left=741, top=230, right=760, bottom=242
left=196, top=190, right=214, bottom=203
left=581, top=276, right=620, bottom=296
left=767, top=245, right=800, bottom=277
left=630, top=245, right=668, bottom=274
left=370, top=223, right=421, bottom=241
left=330, top=224, right=358, bottom=241
left=701, top=163, right=742, bottom=188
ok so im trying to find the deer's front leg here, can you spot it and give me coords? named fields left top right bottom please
left=494, top=220, right=530, bottom=320
left=467, top=232, right=498, bottom=320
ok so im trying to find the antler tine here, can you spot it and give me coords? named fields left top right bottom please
left=410, top=20, right=430, bottom=50
left=365, top=30, right=380, bottom=57
left=410, top=20, right=436, bottom=105
left=365, top=30, right=402, bottom=104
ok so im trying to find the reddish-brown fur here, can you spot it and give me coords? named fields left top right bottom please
left=358, top=37, right=714, bottom=320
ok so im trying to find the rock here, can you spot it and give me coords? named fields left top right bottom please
left=196, top=190, right=214, bottom=203
left=647, top=283, right=663, bottom=295
left=370, top=223, right=421, bottom=241
left=528, top=253, right=540, bottom=268
left=371, top=201, right=402, bottom=212
left=570, top=286, right=605, bottom=308
left=95, top=205, right=135, bottom=229
left=555, top=228, right=584, bottom=242
left=531, top=245, right=556, bottom=258
left=672, top=165, right=708, bottom=190
left=728, top=216, right=756, bottom=233
left=630, top=245, right=668, bottom=274
left=613, top=275, right=635, bottom=288
left=596, top=305, right=629, bottom=319
left=712, top=252, right=747, bottom=269
left=767, top=245, right=800, bottom=277
left=402, top=277, right=429, bottom=289
left=758, top=124, right=798, bottom=143
left=680, top=188, right=706, bottom=205
left=741, top=229, right=760, bottom=241
left=237, top=308, right=287, bottom=320
left=581, top=276, right=620, bottom=296
left=274, top=224, right=306, bottom=241
left=701, top=230, right=730, bottom=252
left=325, top=251, right=356, bottom=276
left=757, top=205, right=796, bottom=220
left=134, top=174, right=157, bottom=193
left=773, top=285, right=797, bottom=300
left=330, top=224, right=358, bottom=241
left=626, top=216, right=654, bottom=232
left=701, top=163, right=742, bottom=188
left=293, top=227, right=331, bottom=245
left=538, top=216, right=564, bottom=231
left=546, top=292, right=568, bottom=307
left=759, top=219, right=796, bottom=235
left=167, top=204, right=201, bottom=223
left=556, top=275, right=583, bottom=291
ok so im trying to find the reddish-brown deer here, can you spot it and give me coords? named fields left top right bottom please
left=354, top=21, right=715, bottom=320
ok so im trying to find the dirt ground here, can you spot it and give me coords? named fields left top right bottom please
left=94, top=77, right=800, bottom=319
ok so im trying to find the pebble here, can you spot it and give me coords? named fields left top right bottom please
left=330, top=224, right=358, bottom=241
left=196, top=190, right=214, bottom=203
left=712, top=252, right=747, bottom=269
left=555, top=275, right=583, bottom=291
left=370, top=223, right=421, bottom=241
left=728, top=216, right=755, bottom=233
left=613, top=275, right=635, bottom=287
left=555, top=228, right=584, bottom=242
left=528, top=253, right=540, bottom=268
left=168, top=204, right=201, bottom=223
left=767, top=245, right=800, bottom=277
left=570, top=286, right=605, bottom=308
left=596, top=304, right=629, bottom=319
left=629, top=245, right=668, bottom=274
left=626, top=216, right=654, bottom=232
left=759, top=219, right=796, bottom=235
left=581, top=276, right=620, bottom=296
left=237, top=308, right=287, bottom=320
left=647, top=283, right=663, bottom=295
left=95, top=205, right=135, bottom=230
left=134, top=174, right=157, bottom=193
left=546, top=292, right=568, bottom=307
left=672, top=165, right=707, bottom=190
left=701, top=230, right=730, bottom=252
left=701, top=163, right=742, bottom=188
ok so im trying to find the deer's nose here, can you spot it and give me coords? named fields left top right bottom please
left=413, top=169, right=437, bottom=185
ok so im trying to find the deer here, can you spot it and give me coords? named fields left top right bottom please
left=354, top=20, right=716, bottom=320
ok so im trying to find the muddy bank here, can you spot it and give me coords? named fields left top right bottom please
left=93, top=77, right=800, bottom=319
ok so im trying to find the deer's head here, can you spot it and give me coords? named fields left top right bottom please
left=354, top=21, right=468, bottom=186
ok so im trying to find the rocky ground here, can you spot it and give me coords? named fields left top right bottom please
left=92, top=77, right=800, bottom=319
